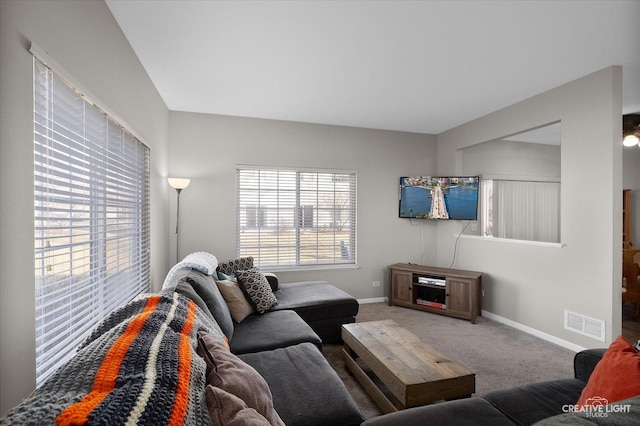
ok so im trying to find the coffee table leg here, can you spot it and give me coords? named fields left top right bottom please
left=344, top=343, right=359, bottom=359
left=341, top=345, right=398, bottom=414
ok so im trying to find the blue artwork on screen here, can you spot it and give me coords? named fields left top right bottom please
left=399, top=176, right=479, bottom=220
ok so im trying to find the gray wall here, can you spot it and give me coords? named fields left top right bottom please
left=0, top=0, right=170, bottom=413
left=435, top=67, right=623, bottom=350
left=461, top=139, right=561, bottom=179
left=168, top=112, right=437, bottom=299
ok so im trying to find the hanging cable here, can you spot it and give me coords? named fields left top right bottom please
left=449, top=221, right=471, bottom=268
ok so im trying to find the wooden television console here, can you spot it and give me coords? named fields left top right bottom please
left=388, top=263, right=483, bottom=323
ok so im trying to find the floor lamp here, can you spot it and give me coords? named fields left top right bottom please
left=168, top=178, right=191, bottom=263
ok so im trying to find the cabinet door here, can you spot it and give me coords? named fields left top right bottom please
left=446, top=279, right=471, bottom=315
left=391, top=270, right=413, bottom=303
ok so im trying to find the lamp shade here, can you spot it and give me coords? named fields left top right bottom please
left=622, top=114, right=640, bottom=147
left=168, top=178, right=191, bottom=190
left=623, top=134, right=639, bottom=147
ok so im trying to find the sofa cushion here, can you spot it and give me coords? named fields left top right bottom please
left=171, top=279, right=216, bottom=321
left=574, top=348, right=608, bottom=383
left=361, top=397, right=516, bottom=426
left=197, top=332, right=284, bottom=425
left=270, top=281, right=359, bottom=322
left=182, top=269, right=234, bottom=339
left=484, top=378, right=585, bottom=426
left=239, top=343, right=365, bottom=426
left=205, top=386, right=271, bottom=426
left=237, top=268, right=278, bottom=313
left=229, top=310, right=322, bottom=355
left=217, top=256, right=254, bottom=276
left=576, top=335, right=640, bottom=408
left=304, top=316, right=356, bottom=344
left=216, top=279, right=254, bottom=322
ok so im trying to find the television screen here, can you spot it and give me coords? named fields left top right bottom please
left=399, top=176, right=479, bottom=220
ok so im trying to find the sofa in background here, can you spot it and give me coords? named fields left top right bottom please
left=3, top=254, right=364, bottom=426
left=363, top=337, right=640, bottom=426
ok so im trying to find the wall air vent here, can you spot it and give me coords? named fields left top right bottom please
left=564, top=310, right=605, bottom=342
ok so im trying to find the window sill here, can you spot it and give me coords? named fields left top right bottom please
left=260, top=264, right=360, bottom=273
left=457, top=234, right=564, bottom=248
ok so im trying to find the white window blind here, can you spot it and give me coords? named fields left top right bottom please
left=487, top=179, right=560, bottom=243
left=33, top=58, right=150, bottom=386
left=237, top=167, right=357, bottom=269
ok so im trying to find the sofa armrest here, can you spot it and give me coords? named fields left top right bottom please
left=574, top=348, right=606, bottom=383
left=263, top=272, right=278, bottom=291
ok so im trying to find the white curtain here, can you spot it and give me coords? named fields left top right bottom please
left=493, top=180, right=560, bottom=243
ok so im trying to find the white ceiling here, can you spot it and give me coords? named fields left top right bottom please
left=106, top=0, right=640, bottom=135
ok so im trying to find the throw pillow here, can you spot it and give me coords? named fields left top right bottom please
left=205, top=385, right=271, bottom=426
left=236, top=268, right=278, bottom=313
left=263, top=272, right=279, bottom=291
left=216, top=279, right=255, bottom=322
left=197, top=332, right=285, bottom=426
left=217, top=257, right=254, bottom=276
left=217, top=271, right=236, bottom=281
left=185, top=271, right=234, bottom=339
left=576, top=335, right=640, bottom=408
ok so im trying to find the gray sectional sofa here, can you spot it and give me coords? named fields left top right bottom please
left=2, top=255, right=364, bottom=425
left=165, top=256, right=364, bottom=425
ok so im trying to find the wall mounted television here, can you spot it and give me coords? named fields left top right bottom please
left=399, top=176, right=480, bottom=220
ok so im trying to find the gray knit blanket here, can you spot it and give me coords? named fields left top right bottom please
left=3, top=292, right=224, bottom=425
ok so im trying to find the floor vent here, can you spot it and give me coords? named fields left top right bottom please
left=564, top=310, right=605, bottom=342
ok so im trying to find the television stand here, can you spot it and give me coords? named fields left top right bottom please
left=388, top=263, right=483, bottom=323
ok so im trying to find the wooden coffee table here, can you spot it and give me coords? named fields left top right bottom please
left=342, top=319, right=475, bottom=413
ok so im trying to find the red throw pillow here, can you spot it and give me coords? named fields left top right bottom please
left=576, top=335, right=640, bottom=408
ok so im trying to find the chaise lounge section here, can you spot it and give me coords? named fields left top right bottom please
left=270, top=280, right=359, bottom=343
left=214, top=256, right=359, bottom=344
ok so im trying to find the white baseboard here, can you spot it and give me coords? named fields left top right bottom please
left=353, top=300, right=586, bottom=352
left=358, top=297, right=387, bottom=305
left=482, top=310, right=586, bottom=353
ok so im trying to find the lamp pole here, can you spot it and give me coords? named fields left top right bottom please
left=175, top=187, right=183, bottom=263
left=168, top=178, right=191, bottom=264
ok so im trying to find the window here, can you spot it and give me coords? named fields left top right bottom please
left=246, top=205, right=267, bottom=228
left=237, top=167, right=357, bottom=268
left=33, top=58, right=150, bottom=386
left=482, top=179, right=560, bottom=243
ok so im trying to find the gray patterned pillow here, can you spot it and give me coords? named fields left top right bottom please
left=236, top=268, right=277, bottom=314
left=217, top=257, right=254, bottom=277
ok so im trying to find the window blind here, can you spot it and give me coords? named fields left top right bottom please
left=33, top=58, right=150, bottom=386
left=237, top=167, right=357, bottom=269
left=489, top=180, right=560, bottom=243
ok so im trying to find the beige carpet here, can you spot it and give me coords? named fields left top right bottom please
left=323, top=303, right=579, bottom=420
